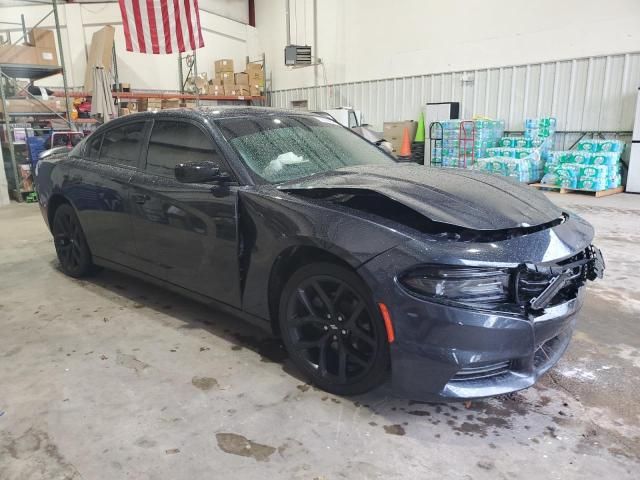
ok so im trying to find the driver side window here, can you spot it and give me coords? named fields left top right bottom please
left=145, top=120, right=223, bottom=178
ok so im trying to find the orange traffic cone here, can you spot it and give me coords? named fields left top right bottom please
left=398, top=127, right=412, bottom=157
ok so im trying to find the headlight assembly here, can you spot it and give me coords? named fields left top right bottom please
left=399, top=266, right=511, bottom=306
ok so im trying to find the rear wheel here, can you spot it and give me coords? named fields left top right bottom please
left=279, top=262, right=389, bottom=395
left=52, top=204, right=93, bottom=278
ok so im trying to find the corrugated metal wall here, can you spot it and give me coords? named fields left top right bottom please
left=269, top=52, right=640, bottom=137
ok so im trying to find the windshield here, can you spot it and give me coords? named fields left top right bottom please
left=215, top=115, right=396, bottom=183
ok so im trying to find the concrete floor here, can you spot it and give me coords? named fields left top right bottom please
left=1, top=192, right=639, bottom=480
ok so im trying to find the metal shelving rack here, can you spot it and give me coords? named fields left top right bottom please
left=0, top=0, right=72, bottom=202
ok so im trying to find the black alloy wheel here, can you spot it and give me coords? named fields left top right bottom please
left=279, top=263, right=389, bottom=395
left=52, top=204, right=93, bottom=278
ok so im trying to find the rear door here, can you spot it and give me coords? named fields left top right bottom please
left=128, top=118, right=242, bottom=307
left=70, top=120, right=149, bottom=266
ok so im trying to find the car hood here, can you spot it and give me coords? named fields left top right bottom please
left=278, top=164, right=564, bottom=231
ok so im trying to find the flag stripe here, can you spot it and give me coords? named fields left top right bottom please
left=155, top=0, right=171, bottom=53
left=118, top=0, right=133, bottom=51
left=193, top=1, right=204, bottom=48
left=183, top=0, right=195, bottom=50
left=131, top=0, right=146, bottom=53
left=124, top=0, right=139, bottom=52
left=146, top=0, right=160, bottom=54
left=165, top=0, right=179, bottom=53
left=118, top=0, right=203, bottom=55
left=173, top=0, right=186, bottom=53
left=139, top=1, right=153, bottom=54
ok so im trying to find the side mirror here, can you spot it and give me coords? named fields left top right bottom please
left=175, top=161, right=230, bottom=183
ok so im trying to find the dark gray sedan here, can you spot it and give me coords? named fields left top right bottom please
left=34, top=107, right=604, bottom=401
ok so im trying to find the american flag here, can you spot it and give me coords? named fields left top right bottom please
left=118, top=0, right=204, bottom=54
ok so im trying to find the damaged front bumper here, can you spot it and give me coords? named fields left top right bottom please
left=357, top=213, right=601, bottom=401
left=384, top=288, right=583, bottom=401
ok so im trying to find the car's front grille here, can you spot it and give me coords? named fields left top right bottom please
left=450, top=360, right=511, bottom=382
left=515, top=249, right=589, bottom=308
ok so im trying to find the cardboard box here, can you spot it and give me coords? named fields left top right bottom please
left=234, top=73, right=249, bottom=85
left=383, top=121, right=418, bottom=154
left=27, top=28, right=56, bottom=49
left=161, top=98, right=181, bottom=109
left=246, top=62, right=263, bottom=75
left=225, top=85, right=250, bottom=96
left=0, top=44, right=38, bottom=65
left=35, top=46, right=58, bottom=66
left=138, top=98, right=163, bottom=111
left=246, top=63, right=264, bottom=86
left=249, top=85, right=262, bottom=97
left=214, top=59, right=234, bottom=73
left=0, top=97, right=69, bottom=114
left=84, top=25, right=116, bottom=93
left=127, top=101, right=138, bottom=112
left=215, top=72, right=234, bottom=86
left=209, top=85, right=225, bottom=96
left=119, top=107, right=130, bottom=116
left=208, top=77, right=223, bottom=86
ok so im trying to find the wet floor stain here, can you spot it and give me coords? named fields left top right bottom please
left=115, top=353, right=149, bottom=374
left=134, top=437, right=157, bottom=449
left=407, top=410, right=431, bottom=416
left=191, top=376, right=219, bottom=391
left=215, top=433, right=276, bottom=462
left=0, top=428, right=82, bottom=479
left=383, top=424, right=406, bottom=436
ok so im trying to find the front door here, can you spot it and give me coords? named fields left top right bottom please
left=129, top=119, right=241, bottom=307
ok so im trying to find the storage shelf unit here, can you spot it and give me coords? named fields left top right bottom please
left=0, top=63, right=62, bottom=81
left=0, top=0, right=72, bottom=202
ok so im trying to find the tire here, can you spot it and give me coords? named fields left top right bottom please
left=52, top=204, right=93, bottom=278
left=279, top=262, right=390, bottom=396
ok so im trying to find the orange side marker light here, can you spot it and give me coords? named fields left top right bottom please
left=378, top=303, right=395, bottom=343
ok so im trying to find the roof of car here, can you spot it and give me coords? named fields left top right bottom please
left=106, top=106, right=317, bottom=124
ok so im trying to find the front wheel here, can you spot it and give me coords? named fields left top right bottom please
left=279, top=262, right=390, bottom=396
left=52, top=204, right=93, bottom=278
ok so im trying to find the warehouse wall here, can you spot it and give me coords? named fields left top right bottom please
left=269, top=53, right=640, bottom=141
left=255, top=0, right=640, bottom=91
left=0, top=1, right=259, bottom=91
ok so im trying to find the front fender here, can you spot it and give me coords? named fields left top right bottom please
left=238, top=188, right=409, bottom=320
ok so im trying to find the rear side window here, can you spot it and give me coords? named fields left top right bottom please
left=145, top=120, right=222, bottom=177
left=86, top=134, right=103, bottom=161
left=99, top=122, right=146, bottom=168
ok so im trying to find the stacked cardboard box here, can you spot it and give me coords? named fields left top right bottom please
left=161, top=98, right=181, bottom=109
left=0, top=28, right=58, bottom=66
left=0, top=97, right=70, bottom=114
left=246, top=62, right=264, bottom=87
left=209, top=83, right=225, bottom=96
left=225, top=85, right=250, bottom=96
left=214, top=59, right=235, bottom=92
left=26, top=28, right=58, bottom=66
left=138, top=98, right=162, bottom=112
left=541, top=139, right=624, bottom=191
left=211, top=58, right=264, bottom=97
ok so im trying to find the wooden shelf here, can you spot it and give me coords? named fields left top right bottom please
left=56, top=90, right=265, bottom=102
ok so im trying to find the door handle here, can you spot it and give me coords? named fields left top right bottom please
left=132, top=193, right=150, bottom=204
